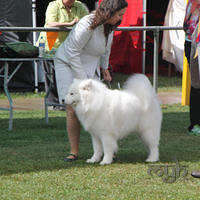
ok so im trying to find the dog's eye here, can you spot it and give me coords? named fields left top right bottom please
left=70, top=92, right=74, bottom=95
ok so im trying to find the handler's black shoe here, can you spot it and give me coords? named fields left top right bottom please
left=64, top=153, right=78, bottom=162
left=191, top=171, right=200, bottom=178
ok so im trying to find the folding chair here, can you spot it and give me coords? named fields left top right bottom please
left=43, top=60, right=66, bottom=124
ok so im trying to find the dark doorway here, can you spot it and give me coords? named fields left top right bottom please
left=146, top=0, right=171, bottom=75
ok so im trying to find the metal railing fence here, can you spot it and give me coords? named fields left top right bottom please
left=0, top=26, right=184, bottom=92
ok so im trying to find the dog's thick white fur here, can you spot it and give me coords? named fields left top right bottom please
left=65, top=74, right=162, bottom=165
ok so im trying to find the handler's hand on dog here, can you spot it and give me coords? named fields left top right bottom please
left=102, top=69, right=112, bottom=82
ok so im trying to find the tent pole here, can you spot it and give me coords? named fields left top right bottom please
left=32, top=0, right=38, bottom=92
left=95, top=0, right=98, bottom=8
left=153, top=29, right=159, bottom=92
left=32, top=0, right=37, bottom=45
left=142, top=0, right=147, bottom=74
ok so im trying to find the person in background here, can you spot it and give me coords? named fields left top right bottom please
left=191, top=170, right=200, bottom=178
left=36, top=0, right=88, bottom=51
left=183, top=0, right=200, bottom=135
left=36, top=0, right=88, bottom=106
left=184, top=0, right=200, bottom=179
left=54, top=0, right=128, bottom=161
left=189, top=10, right=200, bottom=180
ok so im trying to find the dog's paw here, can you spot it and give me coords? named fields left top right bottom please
left=145, top=157, right=159, bottom=162
left=146, top=152, right=159, bottom=162
left=99, top=158, right=113, bottom=165
left=86, top=157, right=101, bottom=163
left=86, top=158, right=96, bottom=163
left=99, top=160, right=112, bottom=165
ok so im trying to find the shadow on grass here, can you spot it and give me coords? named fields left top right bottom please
left=0, top=109, right=200, bottom=175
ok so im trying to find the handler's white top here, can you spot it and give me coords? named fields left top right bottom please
left=54, top=13, right=114, bottom=102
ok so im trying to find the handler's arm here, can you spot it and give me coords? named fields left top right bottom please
left=64, top=17, right=93, bottom=79
left=100, top=32, right=114, bottom=81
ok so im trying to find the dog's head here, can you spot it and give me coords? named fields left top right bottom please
left=65, top=79, right=104, bottom=111
left=65, top=79, right=94, bottom=107
left=65, top=79, right=81, bottom=107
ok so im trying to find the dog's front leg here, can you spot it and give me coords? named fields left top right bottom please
left=100, top=135, right=118, bottom=165
left=87, top=135, right=103, bottom=163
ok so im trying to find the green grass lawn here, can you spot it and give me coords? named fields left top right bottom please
left=0, top=105, right=200, bottom=199
left=0, top=75, right=200, bottom=199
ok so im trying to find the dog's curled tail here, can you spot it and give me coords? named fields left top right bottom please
left=123, top=74, right=156, bottom=110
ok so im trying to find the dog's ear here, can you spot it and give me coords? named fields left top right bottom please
left=82, top=79, right=93, bottom=91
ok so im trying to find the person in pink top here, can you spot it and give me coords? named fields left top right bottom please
left=184, top=0, right=200, bottom=179
left=183, top=0, right=200, bottom=134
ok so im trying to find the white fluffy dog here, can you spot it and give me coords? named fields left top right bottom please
left=65, top=74, right=162, bottom=165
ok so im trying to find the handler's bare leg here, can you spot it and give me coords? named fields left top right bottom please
left=66, top=106, right=81, bottom=159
